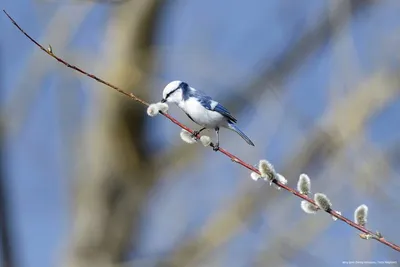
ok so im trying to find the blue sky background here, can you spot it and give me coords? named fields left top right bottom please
left=1, top=1, right=400, bottom=266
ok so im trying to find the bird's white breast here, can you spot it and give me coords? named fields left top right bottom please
left=179, top=98, right=225, bottom=128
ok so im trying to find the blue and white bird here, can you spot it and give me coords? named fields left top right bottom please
left=161, top=80, right=255, bottom=150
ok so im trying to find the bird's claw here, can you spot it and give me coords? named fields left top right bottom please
left=212, top=143, right=219, bottom=151
left=191, top=131, right=199, bottom=139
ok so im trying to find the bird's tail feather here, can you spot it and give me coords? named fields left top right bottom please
left=228, top=123, right=255, bottom=146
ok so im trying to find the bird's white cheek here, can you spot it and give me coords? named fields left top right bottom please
left=166, top=98, right=175, bottom=104
left=167, top=92, right=182, bottom=104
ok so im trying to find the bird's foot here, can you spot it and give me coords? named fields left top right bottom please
left=191, top=130, right=200, bottom=139
left=212, top=143, right=219, bottom=151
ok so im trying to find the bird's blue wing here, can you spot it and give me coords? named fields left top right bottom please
left=213, top=103, right=237, bottom=123
left=191, top=89, right=237, bottom=123
left=197, top=96, right=213, bottom=110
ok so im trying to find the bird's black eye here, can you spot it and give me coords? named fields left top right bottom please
left=166, top=86, right=179, bottom=99
left=165, top=82, right=188, bottom=100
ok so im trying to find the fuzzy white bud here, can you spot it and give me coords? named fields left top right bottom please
left=155, top=102, right=169, bottom=113
left=200, top=136, right=212, bottom=147
left=297, top=174, right=311, bottom=195
left=146, top=104, right=160, bottom=117
left=354, top=204, right=368, bottom=227
left=258, top=160, right=277, bottom=181
left=314, top=193, right=332, bottom=211
left=250, top=172, right=261, bottom=181
left=180, top=129, right=197, bottom=144
left=300, top=200, right=319, bottom=214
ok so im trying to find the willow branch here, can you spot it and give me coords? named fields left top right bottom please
left=4, top=9, right=400, bottom=253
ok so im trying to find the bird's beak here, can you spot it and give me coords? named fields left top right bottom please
left=160, top=98, right=166, bottom=103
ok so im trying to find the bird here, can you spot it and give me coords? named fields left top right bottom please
left=161, top=80, right=255, bottom=150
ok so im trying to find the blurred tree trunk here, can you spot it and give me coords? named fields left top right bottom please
left=62, top=1, right=165, bottom=267
left=0, top=48, right=17, bottom=267
left=0, top=127, right=16, bottom=267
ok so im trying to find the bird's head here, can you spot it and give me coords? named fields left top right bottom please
left=161, top=80, right=188, bottom=104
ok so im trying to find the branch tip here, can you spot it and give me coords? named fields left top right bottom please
left=5, top=9, right=400, bottom=253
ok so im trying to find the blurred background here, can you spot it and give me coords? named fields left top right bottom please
left=1, top=0, right=400, bottom=266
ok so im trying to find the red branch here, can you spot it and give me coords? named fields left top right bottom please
left=4, top=9, right=400, bottom=253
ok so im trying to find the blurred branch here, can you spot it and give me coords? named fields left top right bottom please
left=155, top=0, right=375, bottom=171
left=62, top=1, right=165, bottom=266
left=1, top=5, right=93, bottom=135
left=351, top=137, right=398, bottom=201
left=2, top=2, right=163, bottom=266
left=3, top=2, right=400, bottom=267
left=154, top=69, right=400, bottom=266
left=255, top=135, right=397, bottom=266
left=281, top=71, right=400, bottom=179
left=5, top=6, right=400, bottom=255
left=243, top=0, right=375, bottom=100
left=157, top=182, right=265, bottom=267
